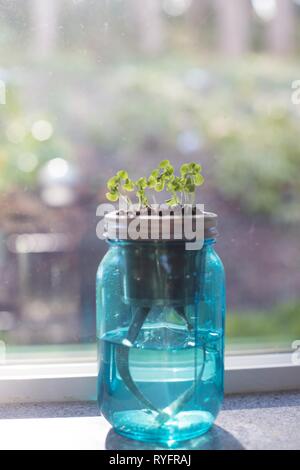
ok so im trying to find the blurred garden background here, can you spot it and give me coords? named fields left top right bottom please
left=0, top=0, right=300, bottom=354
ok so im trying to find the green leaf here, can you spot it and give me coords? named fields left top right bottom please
left=173, top=176, right=183, bottom=191
left=164, top=166, right=174, bottom=177
left=194, top=173, right=204, bottom=186
left=117, top=170, right=128, bottom=180
left=150, top=169, right=160, bottom=178
left=189, top=163, right=202, bottom=175
left=181, top=162, right=202, bottom=176
left=107, top=176, right=118, bottom=191
left=155, top=181, right=165, bottom=192
left=159, top=159, right=171, bottom=169
left=122, top=178, right=135, bottom=191
left=136, top=177, right=148, bottom=189
left=166, top=197, right=179, bottom=207
left=180, top=163, right=189, bottom=176
left=148, top=176, right=157, bottom=188
left=106, top=192, right=119, bottom=202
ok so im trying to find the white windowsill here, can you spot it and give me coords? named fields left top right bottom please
left=0, top=352, right=299, bottom=404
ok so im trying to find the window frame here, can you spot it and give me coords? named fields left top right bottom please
left=0, top=352, right=299, bottom=404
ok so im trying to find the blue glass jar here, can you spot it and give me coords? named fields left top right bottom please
left=97, top=212, right=225, bottom=444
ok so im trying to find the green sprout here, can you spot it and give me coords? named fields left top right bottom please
left=135, top=177, right=149, bottom=208
left=166, top=176, right=183, bottom=207
left=148, top=160, right=174, bottom=193
left=105, top=161, right=204, bottom=210
left=180, top=162, right=204, bottom=205
left=106, top=170, right=135, bottom=205
left=164, top=162, right=204, bottom=207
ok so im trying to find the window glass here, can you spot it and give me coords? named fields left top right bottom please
left=0, top=0, right=299, bottom=362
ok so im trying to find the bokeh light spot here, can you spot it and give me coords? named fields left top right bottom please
left=31, top=120, right=53, bottom=141
left=162, top=0, right=192, bottom=17
left=17, top=153, right=38, bottom=173
left=6, top=122, right=26, bottom=144
left=251, top=0, right=277, bottom=22
left=46, top=158, right=69, bottom=179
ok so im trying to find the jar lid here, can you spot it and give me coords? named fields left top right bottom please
left=103, top=210, right=218, bottom=242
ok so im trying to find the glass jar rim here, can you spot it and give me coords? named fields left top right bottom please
left=103, top=210, right=218, bottom=242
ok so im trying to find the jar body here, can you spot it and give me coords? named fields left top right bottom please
left=96, top=239, right=225, bottom=443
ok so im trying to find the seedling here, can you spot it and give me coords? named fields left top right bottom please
left=180, top=162, right=204, bottom=205
left=106, top=170, right=135, bottom=206
left=106, top=161, right=204, bottom=210
left=103, top=161, right=208, bottom=428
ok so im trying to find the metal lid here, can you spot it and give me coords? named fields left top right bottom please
left=104, top=210, right=218, bottom=241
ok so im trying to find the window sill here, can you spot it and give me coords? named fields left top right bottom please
left=0, top=392, right=299, bottom=449
left=0, top=352, right=299, bottom=404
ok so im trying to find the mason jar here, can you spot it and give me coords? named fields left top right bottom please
left=96, top=211, right=225, bottom=443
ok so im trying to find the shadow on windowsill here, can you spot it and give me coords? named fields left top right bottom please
left=105, top=425, right=244, bottom=451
